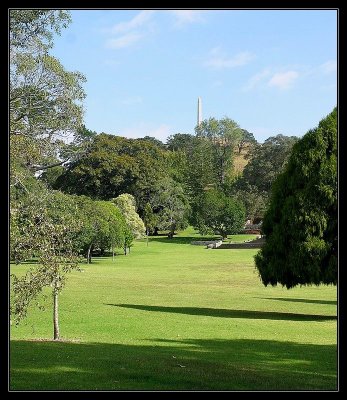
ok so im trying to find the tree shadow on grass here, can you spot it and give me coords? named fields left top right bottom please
left=148, top=236, right=221, bottom=245
left=10, top=338, right=337, bottom=391
left=106, top=304, right=336, bottom=322
left=256, top=297, right=337, bottom=306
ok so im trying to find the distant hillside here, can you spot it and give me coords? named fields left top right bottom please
left=232, top=144, right=252, bottom=176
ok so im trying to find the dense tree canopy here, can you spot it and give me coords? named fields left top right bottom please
left=237, top=129, right=257, bottom=154
left=241, top=134, right=299, bottom=193
left=166, top=133, right=217, bottom=198
left=229, top=134, right=299, bottom=222
left=195, top=117, right=243, bottom=185
left=255, top=108, right=337, bottom=289
left=192, top=189, right=245, bottom=239
left=150, top=177, right=191, bottom=237
left=53, top=134, right=167, bottom=208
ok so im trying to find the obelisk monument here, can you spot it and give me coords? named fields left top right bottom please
left=197, top=97, right=202, bottom=127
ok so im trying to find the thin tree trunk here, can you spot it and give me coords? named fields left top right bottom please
left=53, top=290, right=60, bottom=341
left=146, top=229, right=149, bottom=247
left=112, top=245, right=115, bottom=261
left=87, top=243, right=92, bottom=264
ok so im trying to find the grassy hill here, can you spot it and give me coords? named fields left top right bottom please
left=232, top=144, right=252, bottom=178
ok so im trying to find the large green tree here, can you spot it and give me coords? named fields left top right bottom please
left=150, top=177, right=191, bottom=238
left=237, top=129, right=257, bottom=154
left=255, top=108, right=337, bottom=288
left=54, top=134, right=167, bottom=210
left=72, top=196, right=126, bottom=263
left=195, top=117, right=243, bottom=185
left=192, top=189, right=245, bottom=239
left=166, top=133, right=217, bottom=199
left=10, top=10, right=86, bottom=182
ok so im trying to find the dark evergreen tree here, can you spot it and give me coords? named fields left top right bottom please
left=255, top=108, right=337, bottom=288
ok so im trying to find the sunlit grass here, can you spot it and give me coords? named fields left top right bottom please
left=10, top=228, right=337, bottom=390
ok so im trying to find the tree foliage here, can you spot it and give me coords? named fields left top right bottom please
left=166, top=133, right=217, bottom=198
left=237, top=129, right=257, bottom=154
left=10, top=9, right=87, bottom=194
left=192, top=189, right=245, bottom=239
left=195, top=117, right=243, bottom=185
left=143, top=202, right=157, bottom=236
left=150, top=178, right=191, bottom=237
left=112, top=193, right=145, bottom=239
left=241, top=134, right=299, bottom=193
left=10, top=189, right=82, bottom=339
left=9, top=11, right=88, bottom=339
left=255, top=108, right=337, bottom=288
left=230, top=134, right=299, bottom=222
left=54, top=134, right=167, bottom=208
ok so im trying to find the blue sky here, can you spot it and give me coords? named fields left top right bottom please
left=51, top=9, right=337, bottom=143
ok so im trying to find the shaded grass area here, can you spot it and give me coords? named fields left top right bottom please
left=10, top=228, right=337, bottom=391
left=11, top=339, right=336, bottom=391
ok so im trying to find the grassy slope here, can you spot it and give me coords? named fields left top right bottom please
left=10, top=229, right=337, bottom=391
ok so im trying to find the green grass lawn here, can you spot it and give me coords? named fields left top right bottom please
left=10, top=228, right=337, bottom=391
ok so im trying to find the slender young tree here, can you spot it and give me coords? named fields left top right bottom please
left=10, top=190, right=81, bottom=340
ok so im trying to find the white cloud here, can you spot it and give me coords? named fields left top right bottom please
left=243, top=69, right=271, bottom=91
left=121, top=96, right=143, bottom=105
left=105, top=10, right=155, bottom=50
left=111, top=10, right=155, bottom=33
left=205, top=47, right=255, bottom=69
left=319, top=60, right=337, bottom=74
left=169, top=10, right=205, bottom=27
left=268, top=71, right=299, bottom=90
left=106, top=32, right=142, bottom=49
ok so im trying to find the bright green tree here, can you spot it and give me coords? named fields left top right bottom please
left=192, top=189, right=245, bottom=239
left=166, top=133, right=217, bottom=199
left=73, top=197, right=125, bottom=263
left=112, top=193, right=145, bottom=239
left=195, top=117, right=243, bottom=184
left=96, top=200, right=127, bottom=258
left=255, top=108, right=337, bottom=288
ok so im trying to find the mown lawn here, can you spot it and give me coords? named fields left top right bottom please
left=10, top=229, right=337, bottom=391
